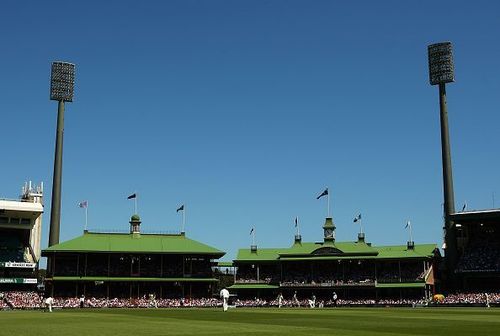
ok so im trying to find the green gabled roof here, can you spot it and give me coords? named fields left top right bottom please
left=235, top=248, right=285, bottom=262
left=373, top=244, right=437, bottom=259
left=279, top=241, right=378, bottom=257
left=278, top=242, right=322, bottom=255
left=235, top=241, right=437, bottom=262
left=236, top=241, right=378, bottom=262
left=42, top=232, right=225, bottom=256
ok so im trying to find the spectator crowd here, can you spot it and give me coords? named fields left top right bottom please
left=456, top=231, right=500, bottom=273
left=1, top=291, right=499, bottom=310
left=440, top=292, right=500, bottom=305
left=0, top=291, right=221, bottom=309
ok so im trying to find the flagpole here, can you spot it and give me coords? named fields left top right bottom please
left=252, top=229, right=256, bottom=246
left=407, top=221, right=413, bottom=243
left=84, top=204, right=88, bottom=231
left=359, top=216, right=363, bottom=235
left=182, top=205, right=186, bottom=233
left=134, top=191, right=138, bottom=214
left=410, top=222, right=413, bottom=243
left=327, top=186, right=330, bottom=217
left=296, top=217, right=300, bottom=236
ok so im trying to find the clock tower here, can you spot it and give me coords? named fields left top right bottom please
left=323, top=217, right=336, bottom=245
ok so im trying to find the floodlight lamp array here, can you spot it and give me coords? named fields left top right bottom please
left=428, top=42, right=454, bottom=86
left=50, top=61, right=75, bottom=101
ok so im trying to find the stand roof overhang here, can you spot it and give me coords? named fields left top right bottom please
left=42, top=232, right=225, bottom=257
left=235, top=241, right=437, bottom=262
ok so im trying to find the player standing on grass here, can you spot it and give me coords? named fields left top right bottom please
left=293, top=291, right=300, bottom=307
left=308, top=294, right=316, bottom=308
left=277, top=293, right=283, bottom=308
left=220, top=287, right=230, bottom=312
left=80, top=295, right=85, bottom=308
left=45, top=296, right=54, bottom=313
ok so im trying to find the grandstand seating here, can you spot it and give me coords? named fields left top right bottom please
left=1, top=291, right=499, bottom=310
left=457, top=240, right=500, bottom=272
left=451, top=210, right=500, bottom=291
left=0, top=233, right=27, bottom=263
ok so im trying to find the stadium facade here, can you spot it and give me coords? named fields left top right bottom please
left=451, top=209, right=500, bottom=291
left=0, top=182, right=44, bottom=291
left=230, top=217, right=439, bottom=300
left=42, top=215, right=225, bottom=298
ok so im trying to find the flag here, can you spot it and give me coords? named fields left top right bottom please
left=176, top=205, right=184, bottom=212
left=316, top=188, right=328, bottom=199
left=250, top=228, right=254, bottom=235
left=78, top=201, right=88, bottom=208
left=353, top=214, right=361, bottom=223
left=461, top=202, right=467, bottom=212
left=405, top=221, right=411, bottom=229
left=127, top=193, right=137, bottom=200
left=294, top=216, right=298, bottom=227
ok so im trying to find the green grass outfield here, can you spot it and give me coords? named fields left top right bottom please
left=1, top=308, right=499, bottom=336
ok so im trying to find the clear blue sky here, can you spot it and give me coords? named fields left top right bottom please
left=1, top=1, right=499, bottom=262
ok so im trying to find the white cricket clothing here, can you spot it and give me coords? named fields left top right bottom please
left=45, top=297, right=54, bottom=312
left=220, top=289, right=230, bottom=312
left=220, top=289, right=230, bottom=299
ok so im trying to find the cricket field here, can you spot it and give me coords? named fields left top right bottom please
left=1, top=308, right=498, bottom=336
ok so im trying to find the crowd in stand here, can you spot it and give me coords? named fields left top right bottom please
left=456, top=231, right=500, bottom=272
left=54, top=255, right=203, bottom=278
left=1, top=291, right=40, bottom=309
left=236, top=262, right=426, bottom=286
left=376, top=263, right=424, bottom=283
left=457, top=245, right=500, bottom=272
left=440, top=292, right=500, bottom=305
left=1, top=291, right=499, bottom=310
left=52, top=297, right=221, bottom=309
left=280, top=278, right=374, bottom=287
left=0, top=291, right=221, bottom=309
left=235, top=294, right=499, bottom=307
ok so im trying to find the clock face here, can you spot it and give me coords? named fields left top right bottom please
left=324, top=228, right=333, bottom=238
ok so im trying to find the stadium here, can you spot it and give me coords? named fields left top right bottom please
left=2, top=184, right=499, bottom=310
left=2, top=91, right=500, bottom=334
left=2, top=3, right=500, bottom=335
left=1, top=61, right=500, bottom=336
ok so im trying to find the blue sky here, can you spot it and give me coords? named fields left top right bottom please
left=1, top=1, right=499, bottom=262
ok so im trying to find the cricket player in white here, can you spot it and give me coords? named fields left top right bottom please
left=293, top=291, right=300, bottom=307
left=277, top=293, right=283, bottom=308
left=45, top=296, right=54, bottom=312
left=308, top=294, right=316, bottom=308
left=220, top=288, right=230, bottom=312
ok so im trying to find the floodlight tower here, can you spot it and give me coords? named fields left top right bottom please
left=48, top=61, right=75, bottom=247
left=427, top=42, right=457, bottom=278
